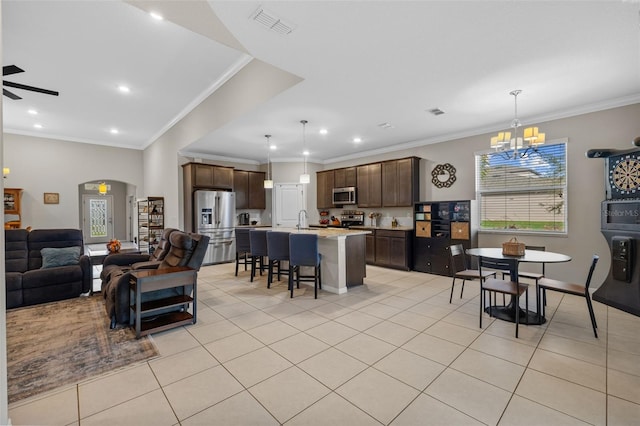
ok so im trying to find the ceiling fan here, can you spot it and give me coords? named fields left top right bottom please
left=3, top=65, right=59, bottom=100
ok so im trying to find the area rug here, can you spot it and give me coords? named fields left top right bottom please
left=6, top=295, right=159, bottom=404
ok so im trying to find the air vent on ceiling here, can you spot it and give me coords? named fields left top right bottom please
left=250, top=6, right=295, bottom=35
left=428, top=108, right=445, bottom=116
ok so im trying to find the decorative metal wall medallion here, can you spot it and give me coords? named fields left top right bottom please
left=431, top=163, right=457, bottom=188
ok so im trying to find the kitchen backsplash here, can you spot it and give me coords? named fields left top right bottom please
left=322, top=207, right=413, bottom=227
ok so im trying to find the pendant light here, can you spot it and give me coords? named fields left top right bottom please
left=263, top=134, right=273, bottom=189
left=299, top=120, right=310, bottom=184
left=98, top=182, right=108, bottom=195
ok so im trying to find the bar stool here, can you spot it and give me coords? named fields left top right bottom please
left=288, top=233, right=322, bottom=299
left=249, top=229, right=269, bottom=282
left=266, top=231, right=290, bottom=288
left=235, top=228, right=251, bottom=276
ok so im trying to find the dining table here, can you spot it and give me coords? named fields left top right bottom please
left=466, top=247, right=572, bottom=325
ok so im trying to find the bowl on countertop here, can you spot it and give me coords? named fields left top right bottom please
left=251, top=220, right=258, bottom=225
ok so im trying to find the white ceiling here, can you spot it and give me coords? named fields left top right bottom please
left=3, top=1, right=640, bottom=164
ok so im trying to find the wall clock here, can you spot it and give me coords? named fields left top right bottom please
left=431, top=163, right=457, bottom=188
left=607, top=152, right=640, bottom=199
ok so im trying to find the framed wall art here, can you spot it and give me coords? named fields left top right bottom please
left=43, top=192, right=59, bottom=204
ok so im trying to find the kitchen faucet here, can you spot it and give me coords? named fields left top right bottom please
left=297, top=209, right=308, bottom=230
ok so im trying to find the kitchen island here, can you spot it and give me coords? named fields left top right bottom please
left=273, top=227, right=370, bottom=294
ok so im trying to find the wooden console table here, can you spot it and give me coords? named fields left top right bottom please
left=129, top=266, right=197, bottom=338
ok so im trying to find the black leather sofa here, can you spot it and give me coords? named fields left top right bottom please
left=4, top=228, right=92, bottom=309
left=101, top=230, right=209, bottom=327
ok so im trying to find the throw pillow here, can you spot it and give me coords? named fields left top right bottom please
left=41, top=246, right=81, bottom=269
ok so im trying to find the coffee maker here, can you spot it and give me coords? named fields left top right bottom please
left=238, top=212, right=250, bottom=226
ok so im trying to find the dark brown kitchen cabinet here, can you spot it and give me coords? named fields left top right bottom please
left=234, top=170, right=266, bottom=210
left=234, top=170, right=249, bottom=209
left=382, top=157, right=420, bottom=207
left=374, top=229, right=412, bottom=270
left=365, top=234, right=375, bottom=263
left=317, top=170, right=335, bottom=209
left=248, top=171, right=266, bottom=209
left=364, top=228, right=412, bottom=270
left=334, top=167, right=357, bottom=188
left=356, top=163, right=382, bottom=207
left=186, top=163, right=234, bottom=190
left=213, top=166, right=234, bottom=189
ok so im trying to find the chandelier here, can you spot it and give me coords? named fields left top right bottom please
left=299, top=120, right=310, bottom=184
left=263, top=134, right=273, bottom=189
left=490, top=89, right=545, bottom=159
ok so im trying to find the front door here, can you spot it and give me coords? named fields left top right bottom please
left=82, top=194, right=114, bottom=244
left=274, top=183, right=304, bottom=228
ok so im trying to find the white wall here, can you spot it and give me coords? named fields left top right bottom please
left=327, top=103, right=640, bottom=286
left=4, top=134, right=143, bottom=229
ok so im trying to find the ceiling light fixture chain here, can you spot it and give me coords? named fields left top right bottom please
left=490, top=89, right=546, bottom=160
left=300, top=120, right=310, bottom=184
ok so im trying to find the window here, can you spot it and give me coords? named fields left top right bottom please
left=475, top=141, right=567, bottom=234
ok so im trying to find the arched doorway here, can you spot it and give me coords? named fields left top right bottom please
left=78, top=180, right=137, bottom=244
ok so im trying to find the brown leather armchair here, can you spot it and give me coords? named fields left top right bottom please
left=102, top=230, right=209, bottom=328
left=100, top=228, right=178, bottom=284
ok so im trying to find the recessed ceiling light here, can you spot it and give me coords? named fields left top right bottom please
left=27, top=109, right=38, bottom=115
left=110, top=128, right=119, bottom=135
left=353, top=137, right=362, bottom=143
left=118, top=85, right=130, bottom=93
left=33, top=124, right=43, bottom=129
left=150, top=12, right=164, bottom=21
left=303, top=150, right=310, bottom=156
left=319, top=128, right=328, bottom=135
left=270, top=145, right=277, bottom=150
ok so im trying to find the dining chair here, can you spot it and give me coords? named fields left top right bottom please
left=266, top=231, right=290, bottom=288
left=479, top=256, right=529, bottom=338
left=501, top=245, right=546, bottom=310
left=448, top=244, right=496, bottom=303
left=537, top=255, right=599, bottom=337
left=249, top=229, right=269, bottom=282
left=235, top=228, right=251, bottom=276
left=502, top=245, right=546, bottom=285
left=288, top=233, right=322, bottom=299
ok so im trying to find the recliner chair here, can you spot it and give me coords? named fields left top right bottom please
left=100, top=228, right=178, bottom=284
left=101, top=230, right=209, bottom=328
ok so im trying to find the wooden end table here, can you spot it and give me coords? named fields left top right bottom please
left=129, top=266, right=197, bottom=338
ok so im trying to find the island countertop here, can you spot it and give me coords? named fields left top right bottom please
left=253, top=227, right=369, bottom=294
left=276, top=227, right=371, bottom=238
left=349, top=225, right=414, bottom=232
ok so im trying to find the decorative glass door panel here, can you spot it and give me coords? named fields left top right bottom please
left=82, top=194, right=114, bottom=244
left=90, top=199, right=108, bottom=238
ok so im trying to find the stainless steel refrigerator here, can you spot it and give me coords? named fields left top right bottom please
left=194, top=190, right=236, bottom=265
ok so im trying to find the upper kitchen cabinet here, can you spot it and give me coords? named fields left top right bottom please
left=334, top=167, right=357, bottom=188
left=184, top=163, right=234, bottom=190
left=234, top=170, right=266, bottom=210
left=356, top=163, right=382, bottom=207
left=382, top=157, right=420, bottom=207
left=317, top=170, right=335, bottom=209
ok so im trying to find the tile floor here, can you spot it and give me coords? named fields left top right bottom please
left=8, top=263, right=640, bottom=425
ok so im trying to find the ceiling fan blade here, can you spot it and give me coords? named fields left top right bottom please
left=3, top=80, right=59, bottom=96
left=3, top=65, right=24, bottom=76
left=3, top=88, right=22, bottom=100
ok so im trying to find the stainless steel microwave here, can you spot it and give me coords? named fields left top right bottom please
left=332, top=186, right=357, bottom=205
